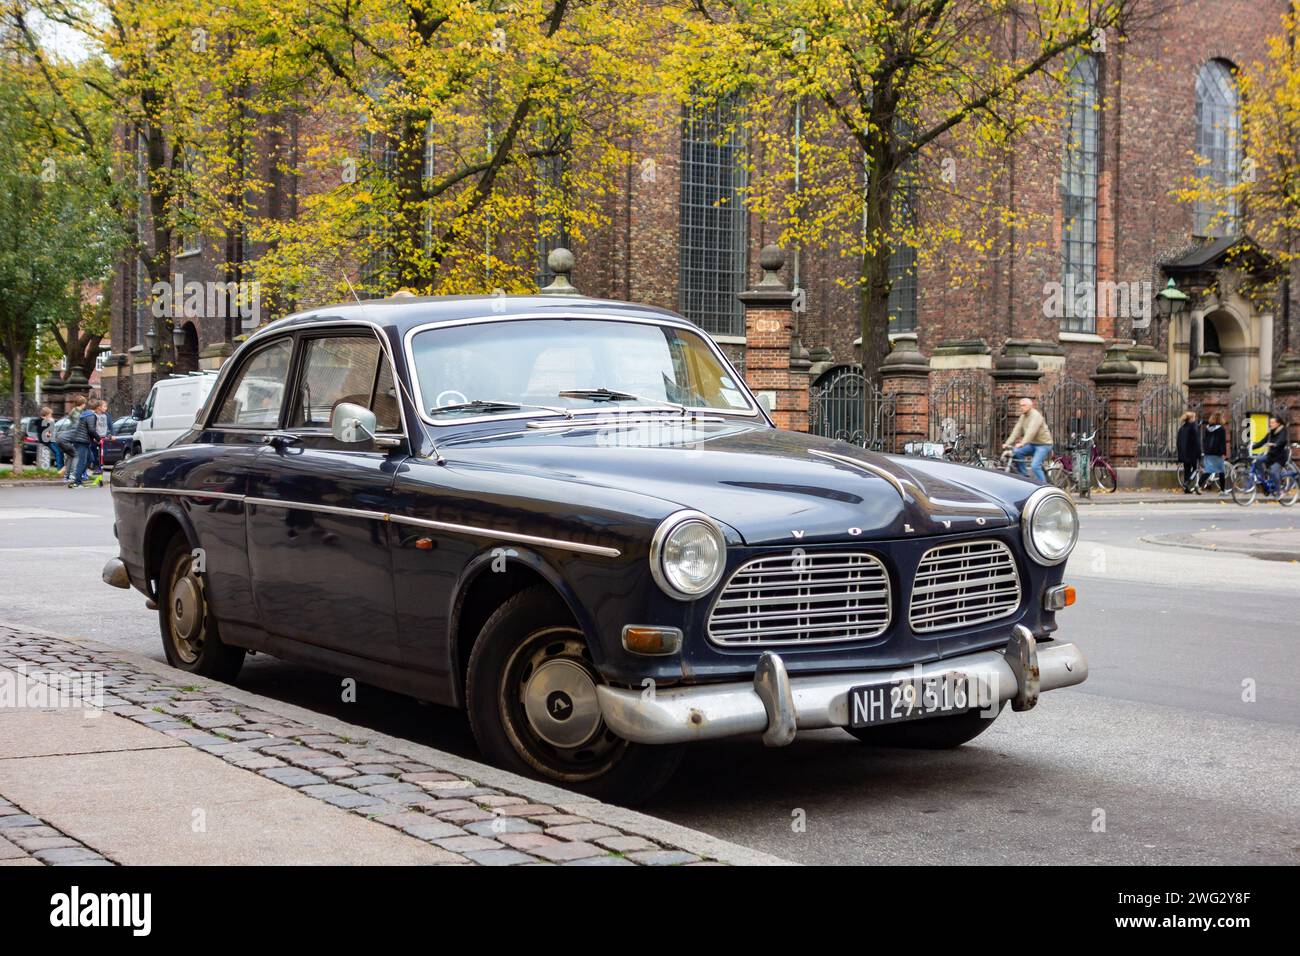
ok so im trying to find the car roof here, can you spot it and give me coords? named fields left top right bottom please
left=258, top=294, right=699, bottom=339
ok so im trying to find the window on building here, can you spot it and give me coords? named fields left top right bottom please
left=359, top=128, right=398, bottom=296
left=1193, top=60, right=1241, bottom=238
left=178, top=149, right=202, bottom=257
left=1060, top=54, right=1100, bottom=333
left=887, top=183, right=918, bottom=334
left=535, top=125, right=571, bottom=288
left=679, top=97, right=748, bottom=337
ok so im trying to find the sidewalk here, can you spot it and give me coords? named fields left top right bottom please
left=0, top=623, right=789, bottom=867
left=1142, top=527, right=1300, bottom=561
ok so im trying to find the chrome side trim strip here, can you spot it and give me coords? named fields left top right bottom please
left=388, top=514, right=622, bottom=558
left=117, top=487, right=621, bottom=558
left=111, top=487, right=245, bottom=502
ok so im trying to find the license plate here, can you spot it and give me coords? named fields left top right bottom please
left=847, top=672, right=973, bottom=728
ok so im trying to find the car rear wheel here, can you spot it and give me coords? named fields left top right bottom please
left=157, top=535, right=245, bottom=682
left=844, top=703, right=1003, bottom=749
left=466, top=585, right=683, bottom=804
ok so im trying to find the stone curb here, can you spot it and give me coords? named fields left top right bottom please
left=2, top=622, right=794, bottom=867
left=0, top=795, right=115, bottom=866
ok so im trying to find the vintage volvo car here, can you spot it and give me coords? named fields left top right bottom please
left=103, top=291, right=1086, bottom=800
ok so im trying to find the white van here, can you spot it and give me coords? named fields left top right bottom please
left=130, top=372, right=219, bottom=456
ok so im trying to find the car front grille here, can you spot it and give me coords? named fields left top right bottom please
left=707, top=551, right=891, bottom=647
left=908, top=539, right=1021, bottom=633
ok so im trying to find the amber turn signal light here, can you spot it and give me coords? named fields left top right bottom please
left=1043, top=584, right=1076, bottom=611
left=621, top=626, right=682, bottom=656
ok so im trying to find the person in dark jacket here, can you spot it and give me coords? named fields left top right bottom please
left=67, top=398, right=100, bottom=488
left=1251, top=415, right=1291, bottom=495
left=1176, top=410, right=1202, bottom=493
left=1202, top=412, right=1227, bottom=490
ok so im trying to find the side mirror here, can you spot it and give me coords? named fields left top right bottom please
left=131, top=403, right=144, bottom=420
left=331, top=402, right=378, bottom=444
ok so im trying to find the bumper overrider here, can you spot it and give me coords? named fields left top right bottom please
left=596, top=625, right=1087, bottom=747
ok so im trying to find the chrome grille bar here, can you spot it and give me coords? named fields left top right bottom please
left=908, top=540, right=1021, bottom=633
left=708, top=551, right=891, bottom=647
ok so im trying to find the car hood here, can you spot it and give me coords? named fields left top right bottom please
left=445, top=420, right=1024, bottom=545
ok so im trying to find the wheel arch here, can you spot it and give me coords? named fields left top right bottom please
left=142, top=504, right=199, bottom=600
left=447, top=547, right=598, bottom=708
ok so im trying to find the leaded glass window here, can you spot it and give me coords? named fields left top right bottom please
left=1193, top=60, right=1241, bottom=238
left=1061, top=55, right=1100, bottom=333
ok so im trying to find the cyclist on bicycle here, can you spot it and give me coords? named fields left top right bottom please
left=1251, top=415, right=1290, bottom=496
left=1003, top=397, right=1053, bottom=483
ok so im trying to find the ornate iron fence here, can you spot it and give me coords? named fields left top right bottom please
left=929, top=372, right=994, bottom=453
left=1041, top=377, right=1109, bottom=453
left=808, top=365, right=896, bottom=451
left=1137, top=384, right=1193, bottom=464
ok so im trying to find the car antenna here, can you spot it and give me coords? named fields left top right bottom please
left=342, top=273, right=363, bottom=304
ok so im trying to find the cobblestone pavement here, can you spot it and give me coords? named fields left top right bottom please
left=0, top=625, right=726, bottom=866
left=0, top=795, right=114, bottom=866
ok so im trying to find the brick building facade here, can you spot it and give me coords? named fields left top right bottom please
left=94, top=0, right=1300, bottom=471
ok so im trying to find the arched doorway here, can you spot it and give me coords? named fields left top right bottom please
left=176, top=322, right=199, bottom=373
left=1203, top=308, right=1248, bottom=387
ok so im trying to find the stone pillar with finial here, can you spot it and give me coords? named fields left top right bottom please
left=739, top=245, right=807, bottom=432
left=539, top=247, right=580, bottom=296
left=990, top=339, right=1044, bottom=441
left=878, top=334, right=930, bottom=453
left=1185, top=350, right=1233, bottom=426
left=1272, top=351, right=1300, bottom=446
left=1091, top=342, right=1142, bottom=467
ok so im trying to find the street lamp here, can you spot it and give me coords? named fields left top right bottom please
left=1155, top=278, right=1188, bottom=320
left=172, top=323, right=187, bottom=348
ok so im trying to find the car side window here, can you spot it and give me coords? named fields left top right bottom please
left=212, top=338, right=293, bottom=429
left=290, top=335, right=401, bottom=433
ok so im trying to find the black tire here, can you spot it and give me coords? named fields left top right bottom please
left=157, top=535, right=245, bottom=682
left=465, top=585, right=683, bottom=804
left=844, top=703, right=1003, bottom=749
left=1093, top=462, right=1118, bottom=493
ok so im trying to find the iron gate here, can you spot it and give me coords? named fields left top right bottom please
left=1137, top=384, right=1193, bottom=464
left=1041, top=377, right=1109, bottom=454
left=929, top=373, right=994, bottom=453
left=808, top=365, right=896, bottom=451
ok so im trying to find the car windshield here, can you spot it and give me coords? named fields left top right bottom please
left=409, top=318, right=754, bottom=422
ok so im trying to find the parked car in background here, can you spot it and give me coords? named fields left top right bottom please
left=104, top=294, right=1085, bottom=802
left=101, top=417, right=139, bottom=468
left=129, top=372, right=218, bottom=456
left=0, top=416, right=39, bottom=465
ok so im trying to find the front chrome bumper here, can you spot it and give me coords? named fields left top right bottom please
left=596, top=625, right=1087, bottom=747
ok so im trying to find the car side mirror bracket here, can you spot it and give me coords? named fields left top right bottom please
left=331, top=402, right=401, bottom=448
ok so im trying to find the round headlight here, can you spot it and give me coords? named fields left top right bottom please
left=651, top=511, right=726, bottom=599
left=1021, top=487, right=1078, bottom=565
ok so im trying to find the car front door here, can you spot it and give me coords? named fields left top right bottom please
left=244, top=329, right=406, bottom=667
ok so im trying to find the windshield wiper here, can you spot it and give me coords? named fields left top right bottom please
left=557, top=387, right=686, bottom=414
left=430, top=399, right=571, bottom=418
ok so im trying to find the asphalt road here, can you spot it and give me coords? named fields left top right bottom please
left=2, top=484, right=1297, bottom=865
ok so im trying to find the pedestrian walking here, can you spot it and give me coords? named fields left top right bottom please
left=1202, top=412, right=1227, bottom=491
left=55, top=395, right=85, bottom=481
left=91, top=399, right=111, bottom=476
left=1176, top=410, right=1202, bottom=493
left=34, top=406, right=56, bottom=470
left=1003, top=397, right=1054, bottom=483
left=67, top=396, right=101, bottom=489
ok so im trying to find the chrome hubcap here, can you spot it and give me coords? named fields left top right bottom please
left=169, top=563, right=204, bottom=664
left=523, top=658, right=602, bottom=749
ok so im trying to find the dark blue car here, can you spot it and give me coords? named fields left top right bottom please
left=103, top=294, right=1085, bottom=800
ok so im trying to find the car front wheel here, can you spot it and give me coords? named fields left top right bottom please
left=157, top=535, right=245, bottom=682
left=844, top=703, right=1003, bottom=749
left=466, top=586, right=683, bottom=804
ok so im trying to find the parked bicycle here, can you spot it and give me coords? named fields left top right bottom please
left=1230, top=444, right=1300, bottom=506
left=1047, top=431, right=1117, bottom=494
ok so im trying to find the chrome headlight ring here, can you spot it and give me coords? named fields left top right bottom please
left=650, top=510, right=727, bottom=600
left=1020, top=486, right=1079, bottom=566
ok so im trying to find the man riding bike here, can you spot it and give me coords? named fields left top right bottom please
left=1003, top=396, right=1054, bottom=483
left=1251, top=415, right=1290, bottom=496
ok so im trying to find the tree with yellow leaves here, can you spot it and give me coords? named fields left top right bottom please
left=667, top=0, right=1146, bottom=379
